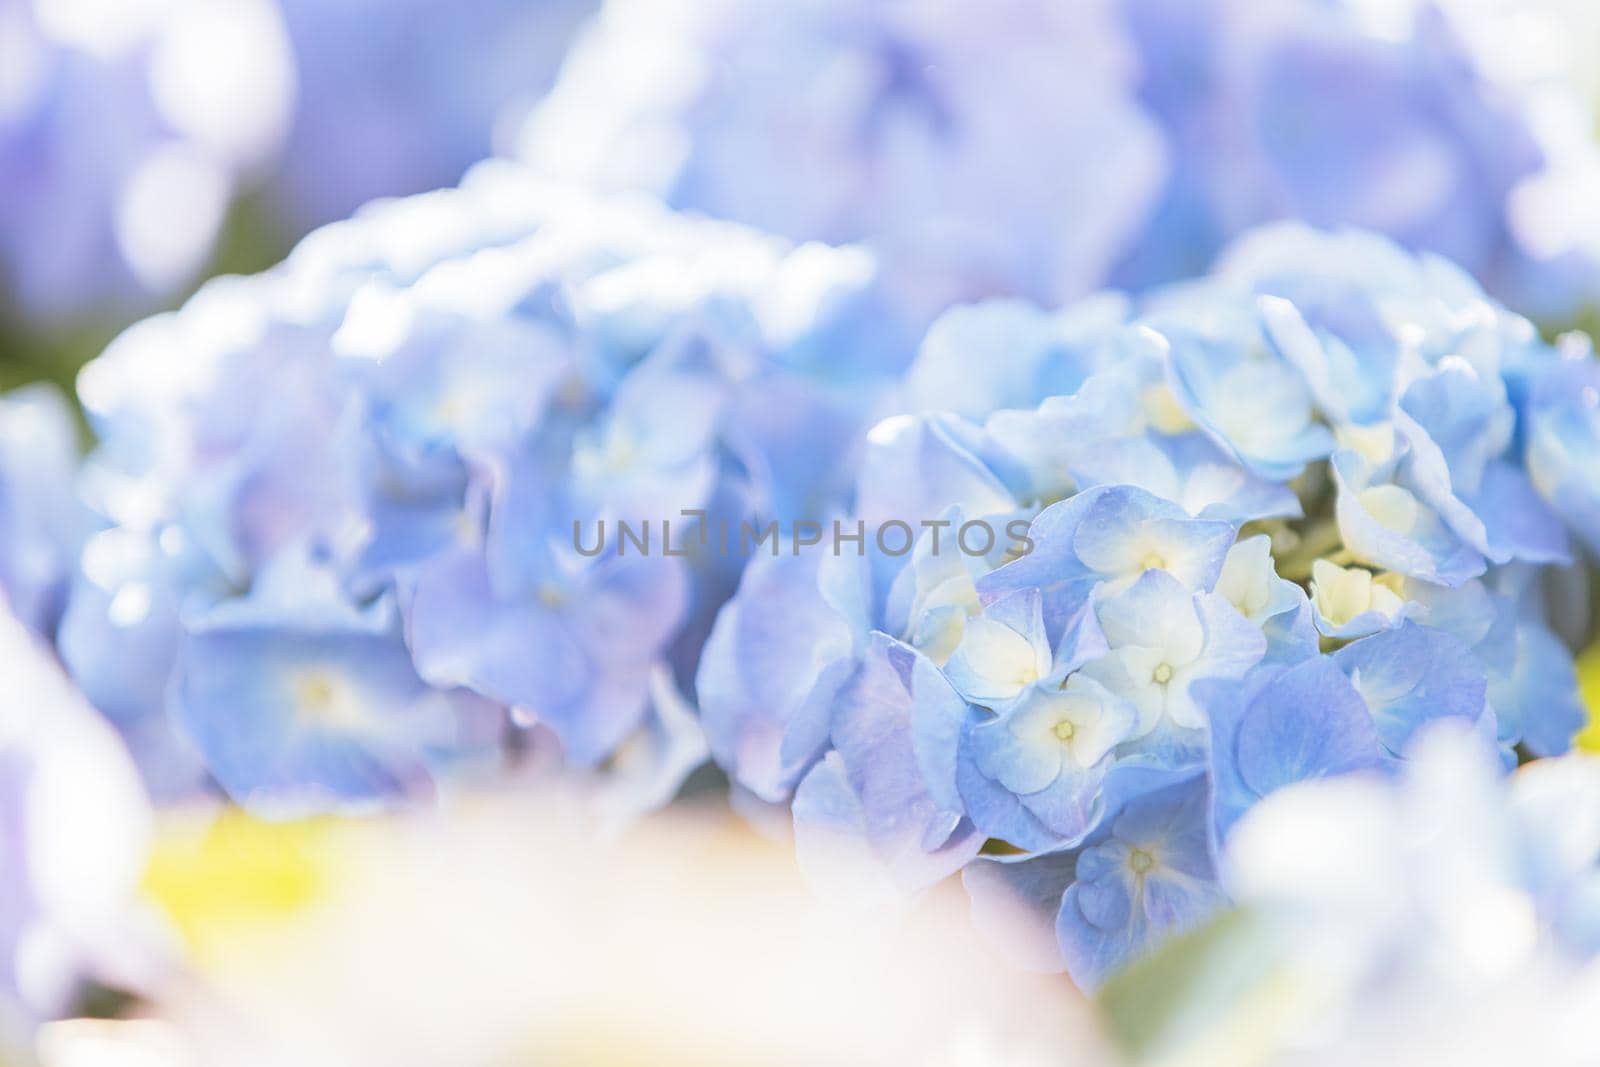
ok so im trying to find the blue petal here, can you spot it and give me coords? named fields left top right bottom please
left=1332, top=449, right=1486, bottom=587
left=1332, top=622, right=1491, bottom=756
left=1201, top=658, right=1387, bottom=844
left=1489, top=620, right=1585, bottom=757
left=1528, top=356, right=1600, bottom=556
left=1055, top=774, right=1224, bottom=989
left=856, top=414, right=1018, bottom=530
left=831, top=634, right=985, bottom=874
left=904, top=297, right=1125, bottom=421
left=695, top=549, right=868, bottom=800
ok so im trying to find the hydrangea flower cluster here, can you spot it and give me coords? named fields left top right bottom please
left=0, top=0, right=292, bottom=320
left=699, top=223, right=1599, bottom=988
left=521, top=0, right=1600, bottom=325
left=60, top=159, right=911, bottom=814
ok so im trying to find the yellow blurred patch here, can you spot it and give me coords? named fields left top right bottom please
left=141, top=806, right=337, bottom=955
left=1579, top=641, right=1600, bottom=754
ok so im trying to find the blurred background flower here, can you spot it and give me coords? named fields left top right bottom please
left=265, top=0, right=592, bottom=233
left=0, top=0, right=591, bottom=390
left=520, top=0, right=1600, bottom=328
left=0, top=0, right=291, bottom=381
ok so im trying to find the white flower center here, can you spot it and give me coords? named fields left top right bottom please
left=1359, top=484, right=1421, bottom=535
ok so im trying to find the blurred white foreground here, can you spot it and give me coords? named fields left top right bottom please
left=40, top=790, right=1106, bottom=1067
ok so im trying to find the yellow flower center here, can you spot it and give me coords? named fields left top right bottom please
left=1052, top=720, right=1076, bottom=741
left=1152, top=663, right=1174, bottom=685
left=295, top=675, right=336, bottom=714
left=1129, top=849, right=1155, bottom=874
left=291, top=671, right=367, bottom=732
left=1140, top=552, right=1166, bottom=572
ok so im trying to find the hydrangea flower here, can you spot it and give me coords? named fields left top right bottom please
left=0, top=0, right=292, bottom=321
left=63, top=160, right=912, bottom=813
left=522, top=0, right=1600, bottom=325
left=700, top=223, right=1596, bottom=989
left=1054, top=774, right=1228, bottom=988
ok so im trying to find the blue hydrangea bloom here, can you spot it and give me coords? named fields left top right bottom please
left=1157, top=307, right=1336, bottom=481
left=1307, top=558, right=1413, bottom=640
left=1056, top=774, right=1226, bottom=988
left=976, top=486, right=1237, bottom=639
left=1068, top=430, right=1302, bottom=525
left=523, top=0, right=1600, bottom=325
left=963, top=673, right=1137, bottom=849
left=1074, top=568, right=1267, bottom=741
left=1489, top=617, right=1588, bottom=759
left=700, top=222, right=1600, bottom=990
left=899, top=295, right=1131, bottom=421
left=171, top=550, right=503, bottom=816
left=64, top=161, right=912, bottom=813
left=958, top=776, right=1227, bottom=985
